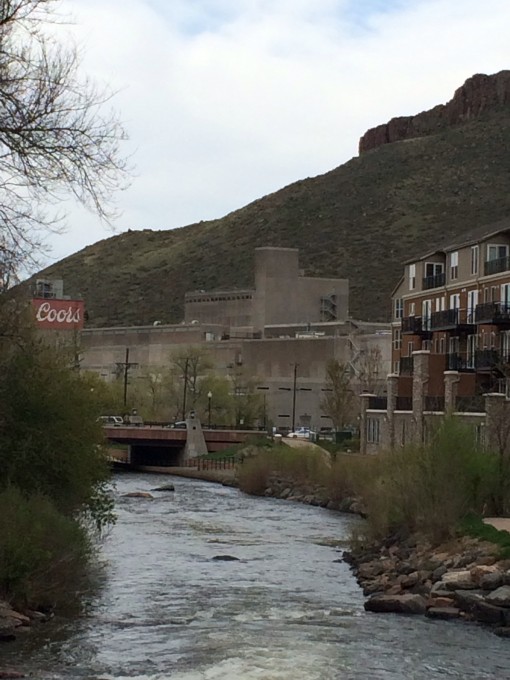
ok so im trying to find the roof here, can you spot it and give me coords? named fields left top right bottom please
left=403, top=217, right=510, bottom=265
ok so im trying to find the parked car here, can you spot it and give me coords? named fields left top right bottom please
left=287, top=427, right=315, bottom=439
left=98, top=415, right=123, bottom=426
left=165, top=421, right=187, bottom=429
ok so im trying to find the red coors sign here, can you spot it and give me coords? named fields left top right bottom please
left=32, top=299, right=85, bottom=330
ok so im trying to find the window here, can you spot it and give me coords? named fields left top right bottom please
left=501, top=331, right=510, bottom=361
left=471, top=246, right=479, bottom=275
left=449, top=293, right=460, bottom=310
left=492, top=286, right=499, bottom=302
left=439, top=336, right=446, bottom=354
left=408, top=264, right=416, bottom=290
left=484, top=287, right=490, bottom=303
left=435, top=296, right=445, bottom=312
left=487, top=244, right=509, bottom=261
left=422, top=299, right=432, bottom=330
left=501, top=283, right=510, bottom=309
left=425, top=262, right=444, bottom=277
left=367, top=418, right=380, bottom=444
left=409, top=302, right=416, bottom=316
left=407, top=341, right=414, bottom=357
left=467, top=290, right=478, bottom=323
left=394, top=298, right=403, bottom=319
left=467, top=334, right=476, bottom=369
left=393, top=328, right=402, bottom=350
left=393, top=360, right=400, bottom=374
left=450, top=251, right=458, bottom=280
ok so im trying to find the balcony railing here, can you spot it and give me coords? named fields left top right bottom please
left=399, top=356, right=414, bottom=374
left=474, top=301, right=510, bottom=325
left=446, top=353, right=475, bottom=371
left=474, top=349, right=510, bottom=370
left=455, top=396, right=486, bottom=413
left=401, top=316, right=432, bottom=336
left=484, top=255, right=510, bottom=276
left=402, top=316, right=422, bottom=334
left=396, top=396, right=412, bottom=411
left=425, top=396, right=445, bottom=412
left=422, top=272, right=446, bottom=290
left=368, top=396, right=387, bottom=410
left=430, top=308, right=475, bottom=331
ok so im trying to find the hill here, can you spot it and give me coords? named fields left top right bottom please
left=35, top=70, right=510, bottom=327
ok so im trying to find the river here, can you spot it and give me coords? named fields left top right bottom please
left=2, top=472, right=510, bottom=679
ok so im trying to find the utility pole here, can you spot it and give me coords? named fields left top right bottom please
left=115, top=348, right=138, bottom=407
left=181, top=357, right=190, bottom=421
left=291, top=362, right=298, bottom=432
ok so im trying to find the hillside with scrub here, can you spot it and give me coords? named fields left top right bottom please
left=34, top=70, right=510, bottom=327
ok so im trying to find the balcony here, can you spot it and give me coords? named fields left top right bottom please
left=455, top=396, right=486, bottom=413
left=368, top=396, right=387, bottom=410
left=474, top=349, right=509, bottom=371
left=446, top=353, right=475, bottom=372
left=474, top=301, right=510, bottom=325
left=422, top=272, right=446, bottom=290
left=425, top=396, right=445, bottom=412
left=430, top=308, right=475, bottom=332
left=399, top=356, right=413, bottom=375
left=396, top=396, right=412, bottom=411
left=484, top=255, right=510, bottom=276
left=401, top=316, right=432, bottom=337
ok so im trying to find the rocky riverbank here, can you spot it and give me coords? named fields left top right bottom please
left=343, top=533, right=510, bottom=637
left=257, top=472, right=363, bottom=514
left=0, top=598, right=51, bottom=650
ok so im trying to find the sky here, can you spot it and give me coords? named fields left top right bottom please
left=38, top=0, right=510, bottom=266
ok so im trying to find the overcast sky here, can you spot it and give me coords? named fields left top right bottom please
left=42, top=0, right=510, bottom=265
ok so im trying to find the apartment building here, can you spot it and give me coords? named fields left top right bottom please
left=360, top=219, right=510, bottom=454
left=392, top=220, right=510, bottom=402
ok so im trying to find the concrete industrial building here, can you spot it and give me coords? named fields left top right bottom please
left=79, top=247, right=391, bottom=431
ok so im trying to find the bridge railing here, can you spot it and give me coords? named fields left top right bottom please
left=182, top=457, right=238, bottom=470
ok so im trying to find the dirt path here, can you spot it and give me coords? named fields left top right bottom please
left=483, top=517, right=510, bottom=532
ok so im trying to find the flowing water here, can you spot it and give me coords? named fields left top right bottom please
left=2, top=472, right=510, bottom=679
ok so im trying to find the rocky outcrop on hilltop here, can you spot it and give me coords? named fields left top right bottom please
left=359, top=70, right=510, bottom=153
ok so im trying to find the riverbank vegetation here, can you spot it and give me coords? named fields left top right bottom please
left=0, top=305, right=114, bottom=611
left=238, top=419, right=510, bottom=546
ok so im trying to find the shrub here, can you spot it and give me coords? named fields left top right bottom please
left=0, top=487, right=92, bottom=610
left=0, top=338, right=113, bottom=529
left=352, top=418, right=496, bottom=542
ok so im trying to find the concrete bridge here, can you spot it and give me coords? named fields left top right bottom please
left=104, top=420, right=264, bottom=467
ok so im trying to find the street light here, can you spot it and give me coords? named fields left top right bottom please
left=207, top=390, right=212, bottom=429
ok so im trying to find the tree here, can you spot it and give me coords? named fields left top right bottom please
left=163, top=347, right=213, bottom=420
left=0, top=331, right=112, bottom=525
left=0, top=0, right=128, bottom=283
left=320, top=359, right=357, bottom=430
left=357, top=346, right=384, bottom=394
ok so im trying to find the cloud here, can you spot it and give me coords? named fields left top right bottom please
left=37, top=0, right=510, bottom=265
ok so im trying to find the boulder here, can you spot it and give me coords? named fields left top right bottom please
left=479, top=572, right=504, bottom=591
left=472, top=601, right=505, bottom=625
left=426, top=607, right=460, bottom=620
left=280, top=488, right=291, bottom=499
left=364, top=593, right=427, bottom=615
left=152, top=483, right=175, bottom=492
left=486, top=585, right=510, bottom=608
left=358, top=561, right=384, bottom=580
left=439, top=570, right=476, bottom=590
left=122, top=492, right=154, bottom=499
left=426, top=596, right=455, bottom=609
left=453, top=589, right=485, bottom=613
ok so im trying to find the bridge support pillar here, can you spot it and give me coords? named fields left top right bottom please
left=184, top=413, right=207, bottom=459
